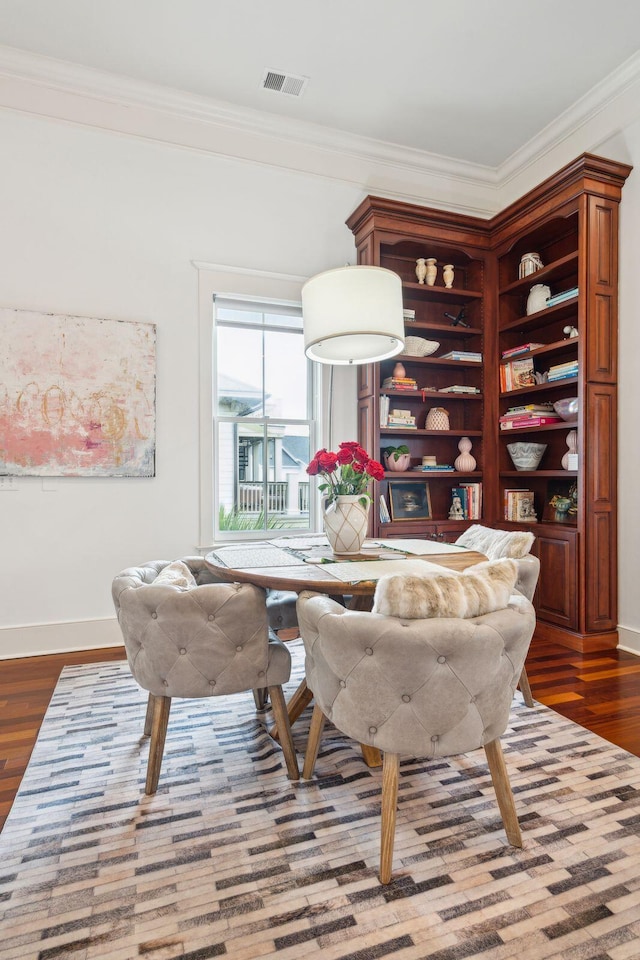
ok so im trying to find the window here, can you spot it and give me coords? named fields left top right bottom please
left=213, top=296, right=316, bottom=539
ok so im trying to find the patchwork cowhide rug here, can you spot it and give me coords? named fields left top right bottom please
left=1, top=640, right=640, bottom=960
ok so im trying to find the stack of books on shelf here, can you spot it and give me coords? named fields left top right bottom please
left=501, top=341, right=545, bottom=359
left=499, top=402, right=562, bottom=430
left=438, top=384, right=481, bottom=394
left=546, top=286, right=578, bottom=307
left=403, top=309, right=416, bottom=322
left=379, top=394, right=390, bottom=427
left=387, top=407, right=416, bottom=428
left=500, top=357, right=536, bottom=391
left=381, top=375, right=418, bottom=391
left=417, top=463, right=455, bottom=472
left=547, top=359, right=578, bottom=382
left=451, top=483, right=482, bottom=520
left=504, top=488, right=536, bottom=522
left=439, top=350, right=482, bottom=362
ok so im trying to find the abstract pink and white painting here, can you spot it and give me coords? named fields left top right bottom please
left=0, top=308, right=156, bottom=476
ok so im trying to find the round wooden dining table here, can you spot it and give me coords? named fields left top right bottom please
left=204, top=534, right=488, bottom=766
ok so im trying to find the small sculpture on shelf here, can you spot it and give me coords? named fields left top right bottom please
left=443, top=264, right=454, bottom=288
left=563, top=325, right=579, bottom=338
left=526, top=283, right=551, bottom=315
left=415, top=258, right=427, bottom=284
left=425, top=258, right=437, bottom=286
left=549, top=495, right=571, bottom=521
left=449, top=493, right=465, bottom=520
left=444, top=306, right=469, bottom=327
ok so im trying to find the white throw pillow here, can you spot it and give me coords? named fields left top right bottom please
left=455, top=524, right=534, bottom=560
left=372, top=558, right=518, bottom=620
left=153, top=560, right=197, bottom=589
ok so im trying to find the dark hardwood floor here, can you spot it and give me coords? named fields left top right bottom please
left=1, top=635, right=640, bottom=833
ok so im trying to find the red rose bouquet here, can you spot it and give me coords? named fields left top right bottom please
left=306, top=441, right=384, bottom=507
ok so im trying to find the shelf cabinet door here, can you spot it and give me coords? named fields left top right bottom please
left=533, top=528, right=578, bottom=630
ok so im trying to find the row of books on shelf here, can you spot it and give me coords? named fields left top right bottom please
left=439, top=350, right=482, bottom=362
left=546, top=286, right=578, bottom=308
left=500, top=356, right=578, bottom=391
left=499, top=402, right=562, bottom=430
left=548, top=359, right=578, bottom=382
left=504, top=488, right=536, bottom=522
left=451, top=483, right=482, bottom=520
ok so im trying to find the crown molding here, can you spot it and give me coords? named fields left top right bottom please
left=1, top=43, right=639, bottom=214
left=496, top=48, right=640, bottom=198
left=0, top=44, right=499, bottom=216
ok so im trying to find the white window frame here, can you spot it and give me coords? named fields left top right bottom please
left=194, top=261, right=325, bottom=549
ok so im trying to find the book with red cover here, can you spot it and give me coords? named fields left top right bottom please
left=500, top=415, right=562, bottom=430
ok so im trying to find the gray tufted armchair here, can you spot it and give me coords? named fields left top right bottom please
left=297, top=588, right=536, bottom=883
left=112, top=557, right=299, bottom=794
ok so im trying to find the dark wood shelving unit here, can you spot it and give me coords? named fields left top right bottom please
left=347, top=153, right=632, bottom=651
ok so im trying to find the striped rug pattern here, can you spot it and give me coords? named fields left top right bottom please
left=1, top=641, right=640, bottom=960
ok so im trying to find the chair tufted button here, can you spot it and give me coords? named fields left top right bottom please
left=340, top=680, right=347, bottom=688
left=208, top=614, right=214, bottom=621
left=402, top=694, right=411, bottom=703
left=431, top=734, right=438, bottom=743
left=470, top=696, right=477, bottom=704
left=179, top=648, right=186, bottom=655
left=369, top=726, right=377, bottom=734
left=209, top=680, right=216, bottom=688
left=151, top=612, right=157, bottom=619
left=258, top=670, right=265, bottom=677
left=236, top=645, right=243, bottom=652
left=437, top=655, right=446, bottom=664
left=163, top=680, right=169, bottom=687
left=365, top=647, right=373, bottom=656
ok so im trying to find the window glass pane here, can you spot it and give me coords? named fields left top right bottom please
left=215, top=326, right=264, bottom=417
left=264, top=329, right=307, bottom=420
left=216, top=422, right=310, bottom=533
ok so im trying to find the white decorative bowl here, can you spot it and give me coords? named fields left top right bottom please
left=507, top=441, right=547, bottom=471
left=553, top=398, right=579, bottom=422
left=384, top=452, right=411, bottom=472
left=403, top=336, right=439, bottom=357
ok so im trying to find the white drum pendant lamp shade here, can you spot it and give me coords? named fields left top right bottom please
left=302, top=265, right=405, bottom=364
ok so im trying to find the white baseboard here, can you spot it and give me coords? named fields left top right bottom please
left=618, top=625, right=640, bottom=657
left=0, top=617, right=124, bottom=659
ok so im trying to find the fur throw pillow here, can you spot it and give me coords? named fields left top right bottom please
left=153, top=560, right=197, bottom=589
left=455, top=524, right=534, bottom=560
left=372, top=558, right=518, bottom=620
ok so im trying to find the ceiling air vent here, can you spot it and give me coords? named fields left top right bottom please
left=261, top=69, right=308, bottom=97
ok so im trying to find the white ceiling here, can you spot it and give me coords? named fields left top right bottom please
left=0, top=0, right=640, bottom=168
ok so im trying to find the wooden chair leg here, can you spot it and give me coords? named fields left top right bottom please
left=145, top=695, right=171, bottom=796
left=380, top=752, right=399, bottom=884
left=302, top=704, right=327, bottom=780
left=143, top=693, right=155, bottom=737
left=518, top=666, right=534, bottom=708
left=270, top=678, right=313, bottom=743
left=267, top=685, right=299, bottom=781
left=253, top=688, right=268, bottom=710
left=484, top=738, right=522, bottom=847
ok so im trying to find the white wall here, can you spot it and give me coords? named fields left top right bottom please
left=1, top=99, right=639, bottom=657
left=0, top=109, right=364, bottom=655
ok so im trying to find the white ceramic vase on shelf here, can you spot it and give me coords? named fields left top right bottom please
left=562, top=429, right=578, bottom=470
left=323, top=496, right=370, bottom=555
left=415, top=258, right=427, bottom=284
left=425, top=407, right=450, bottom=430
left=454, top=436, right=476, bottom=472
left=425, top=258, right=437, bottom=286
left=443, top=264, right=454, bottom=288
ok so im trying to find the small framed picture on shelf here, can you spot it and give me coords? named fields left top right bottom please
left=389, top=481, right=432, bottom=521
left=543, top=479, right=578, bottom=524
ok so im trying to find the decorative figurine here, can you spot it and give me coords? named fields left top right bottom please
left=415, top=258, right=427, bottom=284
left=563, top=325, right=579, bottom=338
left=449, top=493, right=465, bottom=520
left=425, top=258, right=437, bottom=286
